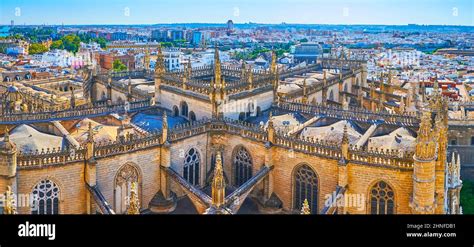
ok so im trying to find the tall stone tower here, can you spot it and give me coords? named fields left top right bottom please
left=411, top=112, right=437, bottom=214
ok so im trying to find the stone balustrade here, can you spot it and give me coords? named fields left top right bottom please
left=15, top=115, right=415, bottom=170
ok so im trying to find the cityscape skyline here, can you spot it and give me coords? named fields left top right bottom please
left=1, top=0, right=473, bottom=26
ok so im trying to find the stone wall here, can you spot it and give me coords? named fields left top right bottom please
left=16, top=161, right=86, bottom=214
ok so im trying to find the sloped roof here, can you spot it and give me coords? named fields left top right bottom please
left=300, top=120, right=362, bottom=144
left=1, top=124, right=64, bottom=153
left=368, top=127, right=416, bottom=152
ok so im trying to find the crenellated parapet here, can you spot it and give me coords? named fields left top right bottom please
left=11, top=112, right=420, bottom=171
left=0, top=100, right=151, bottom=125
left=277, top=100, right=420, bottom=127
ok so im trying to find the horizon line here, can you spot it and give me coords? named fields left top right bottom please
left=2, top=22, right=474, bottom=27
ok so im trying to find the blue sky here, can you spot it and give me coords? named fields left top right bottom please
left=1, top=0, right=473, bottom=25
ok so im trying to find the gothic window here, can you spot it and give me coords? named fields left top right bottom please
left=344, top=83, right=348, bottom=92
left=184, top=148, right=200, bottom=186
left=180, top=101, right=188, bottom=117
left=114, top=163, right=140, bottom=214
left=329, top=90, right=334, bottom=101
left=369, top=181, right=395, bottom=214
left=173, top=105, right=179, bottom=117
left=31, top=179, right=60, bottom=215
left=189, top=111, right=196, bottom=121
left=238, top=112, right=245, bottom=121
left=246, top=102, right=255, bottom=118
left=233, top=146, right=253, bottom=187
left=293, top=164, right=318, bottom=214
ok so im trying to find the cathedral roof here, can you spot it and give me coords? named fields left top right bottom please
left=70, top=118, right=120, bottom=144
left=368, top=127, right=416, bottom=152
left=1, top=124, right=64, bottom=153
left=300, top=120, right=362, bottom=144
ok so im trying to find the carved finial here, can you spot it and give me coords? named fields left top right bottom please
left=301, top=199, right=310, bottom=215
left=154, top=44, right=165, bottom=77
left=161, top=111, right=168, bottom=144
left=3, top=186, right=16, bottom=214
left=70, top=88, right=76, bottom=109
left=126, top=182, right=140, bottom=215
left=271, top=50, right=277, bottom=74
left=342, top=124, right=349, bottom=145
left=162, top=111, right=168, bottom=129
left=214, top=44, right=222, bottom=87
left=4, top=127, right=10, bottom=142
left=211, top=151, right=226, bottom=208
left=87, top=122, right=94, bottom=142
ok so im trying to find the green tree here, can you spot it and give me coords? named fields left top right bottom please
left=28, top=43, right=49, bottom=54
left=50, top=40, right=64, bottom=50
left=93, top=37, right=107, bottom=49
left=461, top=180, right=474, bottom=214
left=113, top=59, right=127, bottom=72
left=61, top=34, right=81, bottom=53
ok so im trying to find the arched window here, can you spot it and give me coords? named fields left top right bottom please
left=114, top=163, right=140, bottom=214
left=233, top=146, right=252, bottom=187
left=31, top=179, right=60, bottom=215
left=189, top=111, right=196, bottom=121
left=180, top=101, right=188, bottom=117
left=101, top=91, right=107, bottom=100
left=172, top=105, right=179, bottom=117
left=246, top=102, right=255, bottom=118
left=343, top=83, right=348, bottom=92
left=256, top=106, right=261, bottom=117
left=369, top=181, right=395, bottom=214
left=329, top=90, right=334, bottom=101
left=293, top=164, right=318, bottom=214
left=238, top=112, right=245, bottom=121
left=184, top=148, right=200, bottom=186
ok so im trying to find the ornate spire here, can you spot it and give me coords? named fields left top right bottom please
left=341, top=123, right=350, bottom=159
left=70, top=88, right=76, bottom=109
left=144, top=47, right=150, bottom=72
left=388, top=70, right=392, bottom=85
left=161, top=111, right=168, bottom=144
left=127, top=75, right=133, bottom=101
left=214, top=45, right=222, bottom=87
left=87, top=122, right=94, bottom=143
left=211, top=151, right=226, bottom=208
left=415, top=112, right=436, bottom=161
left=342, top=123, right=349, bottom=145
left=267, top=111, right=275, bottom=143
left=3, top=186, right=16, bottom=214
left=300, top=199, right=310, bottom=214
left=187, top=58, right=192, bottom=77
left=127, top=182, right=140, bottom=215
left=271, top=50, right=277, bottom=74
left=302, top=79, right=308, bottom=103
left=4, top=127, right=10, bottom=143
left=433, top=75, right=439, bottom=94
left=154, top=45, right=165, bottom=77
